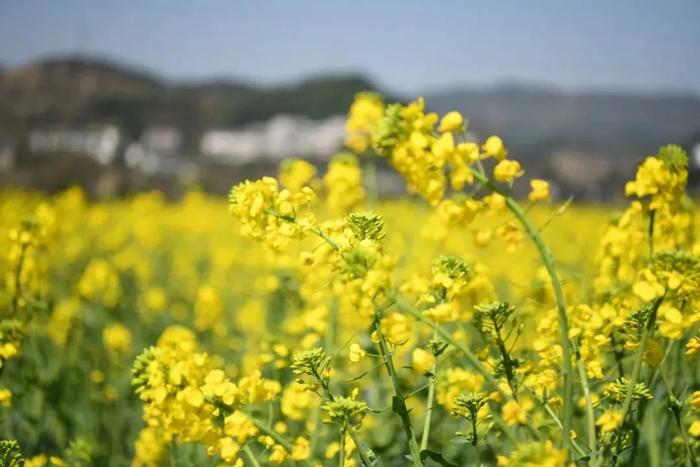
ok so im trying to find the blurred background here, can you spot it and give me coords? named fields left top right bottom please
left=0, top=0, right=698, bottom=201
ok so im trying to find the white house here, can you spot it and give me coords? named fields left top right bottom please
left=28, top=125, right=121, bottom=165
left=200, top=115, right=346, bottom=164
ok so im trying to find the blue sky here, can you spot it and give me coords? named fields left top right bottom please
left=1, top=0, right=699, bottom=93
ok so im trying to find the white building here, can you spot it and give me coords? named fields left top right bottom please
left=28, top=125, right=121, bottom=165
left=200, top=115, right=346, bottom=164
left=0, top=145, right=15, bottom=171
left=141, top=126, right=182, bottom=153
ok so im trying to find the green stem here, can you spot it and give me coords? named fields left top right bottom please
left=644, top=404, right=661, bottom=467
left=339, top=430, right=346, bottom=467
left=348, top=428, right=377, bottom=466
left=620, top=300, right=660, bottom=427
left=264, top=207, right=339, bottom=251
left=311, top=299, right=338, bottom=453
left=648, top=209, right=655, bottom=256
left=393, top=294, right=500, bottom=393
left=494, top=323, right=518, bottom=397
left=420, top=375, right=436, bottom=452
left=659, top=366, right=698, bottom=467
left=472, top=170, right=574, bottom=450
left=576, top=357, right=597, bottom=453
left=419, top=333, right=438, bottom=451
left=309, top=404, right=322, bottom=455
left=373, top=318, right=423, bottom=467
left=11, top=243, right=28, bottom=315
left=472, top=416, right=481, bottom=467
left=249, top=416, right=307, bottom=465
left=395, top=295, right=531, bottom=444
left=539, top=396, right=587, bottom=458
left=243, top=445, right=262, bottom=467
left=312, top=226, right=340, bottom=251
left=363, top=155, right=379, bottom=206
left=469, top=403, right=481, bottom=466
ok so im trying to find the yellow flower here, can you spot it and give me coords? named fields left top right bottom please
left=632, top=269, right=665, bottom=301
left=181, top=386, right=204, bottom=408
left=346, top=92, right=384, bottom=153
left=274, top=421, right=288, bottom=434
left=291, top=437, right=311, bottom=460
left=438, top=111, right=465, bottom=133
left=228, top=177, right=316, bottom=249
left=658, top=304, right=684, bottom=340
left=325, top=441, right=341, bottom=459
left=412, top=348, right=435, bottom=375
left=280, top=159, right=317, bottom=192
left=596, top=410, right=623, bottom=432
left=269, top=444, right=288, bottom=464
left=258, top=435, right=275, bottom=448
left=690, top=391, right=700, bottom=411
left=378, top=312, right=411, bottom=345
left=281, top=382, right=314, bottom=420
left=496, top=220, right=523, bottom=252
left=194, top=285, right=224, bottom=333
left=323, top=153, right=365, bottom=212
left=133, top=426, right=166, bottom=466
left=348, top=343, right=366, bottom=363
left=224, top=410, right=258, bottom=443
left=46, top=298, right=81, bottom=346
left=89, top=369, right=105, bottom=384
left=26, top=455, right=49, bottom=467
left=450, top=164, right=474, bottom=190
left=493, top=159, right=524, bottom=183
left=142, top=286, right=167, bottom=313
left=690, top=420, right=700, bottom=437
left=483, top=192, right=506, bottom=213
left=78, top=259, right=121, bottom=308
left=102, top=323, right=132, bottom=355
left=502, top=399, right=528, bottom=426
left=424, top=302, right=458, bottom=323
left=219, top=437, right=241, bottom=464
left=202, top=369, right=239, bottom=406
left=0, top=342, right=19, bottom=360
left=482, top=135, right=508, bottom=160
left=497, top=440, right=567, bottom=467
left=0, top=388, right=11, bottom=407
left=475, top=229, right=493, bottom=247
left=528, top=179, right=550, bottom=202
left=24, top=455, right=66, bottom=467
left=686, top=337, right=700, bottom=355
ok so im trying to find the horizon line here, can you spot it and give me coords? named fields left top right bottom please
left=3, top=52, right=699, bottom=99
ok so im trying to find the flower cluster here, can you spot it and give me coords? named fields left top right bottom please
left=345, top=92, right=385, bottom=154
left=3, top=93, right=700, bottom=467
left=131, top=326, right=284, bottom=466
left=228, top=176, right=316, bottom=249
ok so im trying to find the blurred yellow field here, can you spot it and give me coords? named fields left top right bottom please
left=2, top=94, right=699, bottom=466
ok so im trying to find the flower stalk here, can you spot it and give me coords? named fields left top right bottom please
left=471, top=169, right=576, bottom=451
left=372, top=317, right=423, bottom=467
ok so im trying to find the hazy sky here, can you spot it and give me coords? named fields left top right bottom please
left=1, top=0, right=699, bottom=94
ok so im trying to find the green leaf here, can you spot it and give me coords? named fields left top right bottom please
left=420, top=449, right=459, bottom=467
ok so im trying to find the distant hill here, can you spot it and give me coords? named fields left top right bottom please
left=0, top=56, right=379, bottom=149
left=1, top=55, right=699, bottom=174
left=424, top=85, right=700, bottom=168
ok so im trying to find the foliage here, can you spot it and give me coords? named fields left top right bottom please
left=0, top=94, right=699, bottom=467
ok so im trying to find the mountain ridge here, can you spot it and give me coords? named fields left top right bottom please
left=1, top=55, right=699, bottom=165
